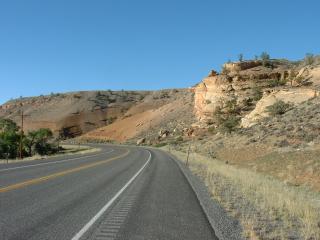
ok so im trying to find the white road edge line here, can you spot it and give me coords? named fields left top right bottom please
left=71, top=150, right=152, bottom=240
left=0, top=149, right=114, bottom=172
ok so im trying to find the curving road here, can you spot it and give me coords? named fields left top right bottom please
left=0, top=145, right=217, bottom=240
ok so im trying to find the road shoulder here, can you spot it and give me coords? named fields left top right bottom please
left=161, top=148, right=244, bottom=240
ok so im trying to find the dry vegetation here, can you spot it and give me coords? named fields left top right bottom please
left=163, top=146, right=320, bottom=239
left=0, top=144, right=99, bottom=164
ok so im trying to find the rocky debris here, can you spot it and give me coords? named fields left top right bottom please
left=136, top=138, right=146, bottom=145
left=158, top=129, right=170, bottom=138
left=183, top=128, right=195, bottom=136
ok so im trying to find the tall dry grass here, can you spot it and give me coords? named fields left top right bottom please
left=166, top=147, right=320, bottom=239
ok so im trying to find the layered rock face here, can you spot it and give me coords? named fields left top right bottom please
left=194, top=60, right=312, bottom=125
left=194, top=71, right=234, bottom=122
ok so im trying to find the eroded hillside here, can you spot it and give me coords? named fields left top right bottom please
left=0, top=91, right=150, bottom=138
left=81, top=89, right=195, bottom=143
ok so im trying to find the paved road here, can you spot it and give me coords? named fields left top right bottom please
left=0, top=144, right=217, bottom=240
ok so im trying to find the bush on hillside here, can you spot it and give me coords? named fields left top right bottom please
left=225, top=99, right=240, bottom=114
left=304, top=53, right=314, bottom=66
left=238, top=53, right=244, bottom=62
left=266, top=100, right=292, bottom=116
left=268, top=78, right=287, bottom=87
left=219, top=115, right=241, bottom=134
left=252, top=86, right=263, bottom=101
left=260, top=52, right=270, bottom=66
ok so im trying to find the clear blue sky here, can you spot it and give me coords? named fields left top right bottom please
left=0, top=0, right=319, bottom=104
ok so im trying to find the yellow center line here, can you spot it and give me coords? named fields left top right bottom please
left=0, top=149, right=130, bottom=193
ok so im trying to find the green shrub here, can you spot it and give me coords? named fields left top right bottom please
left=175, top=136, right=183, bottom=142
left=268, top=78, right=287, bottom=87
left=154, top=142, right=167, bottom=148
left=0, top=131, right=20, bottom=158
left=0, top=120, right=56, bottom=159
left=208, top=126, right=216, bottom=134
left=169, top=136, right=184, bottom=145
left=260, top=51, right=270, bottom=61
left=31, top=128, right=54, bottom=155
left=252, top=86, right=263, bottom=101
left=238, top=53, right=244, bottom=62
left=241, top=98, right=253, bottom=109
left=0, top=118, right=20, bottom=158
left=0, top=118, right=19, bottom=132
left=225, top=99, right=239, bottom=114
left=266, top=100, right=292, bottom=116
left=219, top=115, right=240, bottom=133
left=260, top=52, right=270, bottom=66
left=304, top=53, right=314, bottom=65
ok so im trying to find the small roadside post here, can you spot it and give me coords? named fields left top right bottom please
left=19, top=109, right=24, bottom=160
left=186, top=142, right=191, bottom=167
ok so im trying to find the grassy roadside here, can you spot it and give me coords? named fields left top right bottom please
left=162, top=145, right=320, bottom=240
left=0, top=144, right=100, bottom=164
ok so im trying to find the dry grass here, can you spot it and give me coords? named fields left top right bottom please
left=164, top=146, right=320, bottom=239
left=214, top=146, right=320, bottom=192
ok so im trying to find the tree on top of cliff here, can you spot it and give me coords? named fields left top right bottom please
left=260, top=52, right=270, bottom=66
left=238, top=53, right=244, bottom=62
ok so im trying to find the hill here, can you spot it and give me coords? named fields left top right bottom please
left=0, top=89, right=195, bottom=141
left=0, top=90, right=150, bottom=138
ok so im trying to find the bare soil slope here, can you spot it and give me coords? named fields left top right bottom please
left=82, top=89, right=195, bottom=143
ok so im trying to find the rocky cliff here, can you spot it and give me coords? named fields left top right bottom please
left=194, top=59, right=320, bottom=127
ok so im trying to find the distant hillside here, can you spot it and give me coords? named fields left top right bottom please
left=0, top=90, right=150, bottom=138
left=0, top=89, right=195, bottom=140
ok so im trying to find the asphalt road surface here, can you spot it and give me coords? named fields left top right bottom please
left=0, top=145, right=217, bottom=240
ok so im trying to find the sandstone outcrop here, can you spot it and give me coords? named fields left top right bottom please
left=223, top=60, right=262, bottom=72
left=136, top=138, right=146, bottom=145
left=194, top=60, right=300, bottom=124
